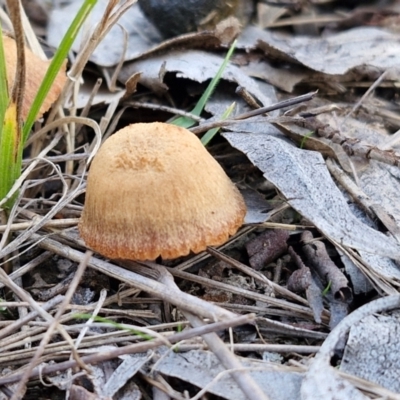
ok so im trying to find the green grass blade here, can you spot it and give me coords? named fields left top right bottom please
left=300, top=131, right=314, bottom=149
left=322, top=280, right=332, bottom=296
left=0, top=29, right=9, bottom=137
left=201, top=102, right=235, bottom=146
left=74, top=314, right=154, bottom=339
left=172, top=39, right=237, bottom=129
left=0, top=103, right=22, bottom=208
left=23, top=0, right=98, bottom=141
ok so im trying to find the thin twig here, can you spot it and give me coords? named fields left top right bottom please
left=0, top=314, right=255, bottom=386
left=0, top=218, right=79, bottom=233
left=190, top=91, right=317, bottom=134
left=207, top=247, right=310, bottom=306
left=342, top=70, right=389, bottom=125
left=148, top=264, right=270, bottom=400
left=10, top=250, right=93, bottom=399
left=0, top=295, right=64, bottom=341
left=35, top=234, right=237, bottom=321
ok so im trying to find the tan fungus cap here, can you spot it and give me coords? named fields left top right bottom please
left=4, top=35, right=67, bottom=120
left=79, top=122, right=246, bottom=260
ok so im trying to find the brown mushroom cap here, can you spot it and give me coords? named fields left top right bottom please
left=4, top=35, right=67, bottom=121
left=79, top=122, right=246, bottom=260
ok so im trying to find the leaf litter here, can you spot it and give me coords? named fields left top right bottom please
left=2, top=0, right=400, bottom=399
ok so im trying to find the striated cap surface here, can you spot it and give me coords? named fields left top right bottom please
left=79, top=122, right=246, bottom=260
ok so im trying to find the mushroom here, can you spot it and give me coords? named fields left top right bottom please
left=3, top=34, right=67, bottom=121
left=79, top=122, right=246, bottom=260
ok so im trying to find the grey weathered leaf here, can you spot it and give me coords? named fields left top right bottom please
left=223, top=131, right=400, bottom=260
left=47, top=0, right=161, bottom=67
left=302, top=296, right=400, bottom=400
left=359, top=162, right=400, bottom=237
left=238, top=26, right=400, bottom=76
left=340, top=313, right=400, bottom=393
left=242, top=189, right=274, bottom=224
left=103, top=353, right=151, bottom=397
left=119, top=50, right=276, bottom=107
left=240, top=58, right=309, bottom=93
left=339, top=251, right=374, bottom=295
left=338, top=203, right=400, bottom=288
left=154, top=349, right=303, bottom=400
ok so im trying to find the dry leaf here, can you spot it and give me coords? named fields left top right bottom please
left=47, top=0, right=162, bottom=67
left=119, top=49, right=275, bottom=107
left=223, top=131, right=400, bottom=260
left=301, top=296, right=400, bottom=399
left=154, top=348, right=303, bottom=400
left=238, top=25, right=400, bottom=77
left=340, top=313, right=400, bottom=393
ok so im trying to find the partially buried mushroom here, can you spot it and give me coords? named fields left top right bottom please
left=79, top=122, right=246, bottom=260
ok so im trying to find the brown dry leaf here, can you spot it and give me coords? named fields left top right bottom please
left=302, top=231, right=352, bottom=304
left=246, top=229, right=289, bottom=270
left=4, top=35, right=67, bottom=121
left=287, top=263, right=324, bottom=324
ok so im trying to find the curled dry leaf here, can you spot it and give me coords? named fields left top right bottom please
left=302, top=231, right=352, bottom=304
left=3, top=35, right=67, bottom=121
left=245, top=229, right=289, bottom=270
left=288, top=246, right=324, bottom=324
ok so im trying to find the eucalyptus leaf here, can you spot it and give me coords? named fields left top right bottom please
left=224, top=131, right=400, bottom=260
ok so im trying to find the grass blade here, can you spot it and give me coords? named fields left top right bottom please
left=0, top=103, right=22, bottom=208
left=171, top=40, right=237, bottom=129
left=201, top=102, right=236, bottom=146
